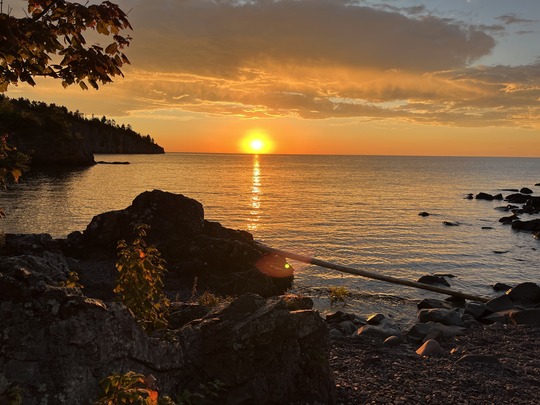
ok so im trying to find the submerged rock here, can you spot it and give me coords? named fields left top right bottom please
left=418, top=275, right=451, bottom=287
left=475, top=192, right=495, bottom=201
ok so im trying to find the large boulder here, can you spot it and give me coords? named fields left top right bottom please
left=67, top=190, right=293, bottom=297
left=417, top=308, right=464, bottom=326
left=507, top=282, right=540, bottom=305
left=511, top=219, right=540, bottom=232
left=0, top=259, right=334, bottom=404
left=505, top=193, right=530, bottom=204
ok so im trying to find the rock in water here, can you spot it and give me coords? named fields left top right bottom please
left=511, top=219, right=540, bottom=232
left=418, top=275, right=451, bottom=287
left=476, top=192, right=495, bottom=200
left=70, top=189, right=293, bottom=297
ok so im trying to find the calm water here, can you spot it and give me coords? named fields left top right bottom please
left=1, top=153, right=539, bottom=323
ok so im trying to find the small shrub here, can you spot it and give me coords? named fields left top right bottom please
left=114, top=224, right=170, bottom=331
left=190, top=277, right=230, bottom=308
left=95, top=371, right=175, bottom=405
left=197, top=291, right=225, bottom=308
left=329, top=286, right=350, bottom=305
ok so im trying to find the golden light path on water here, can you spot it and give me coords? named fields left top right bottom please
left=247, top=154, right=261, bottom=231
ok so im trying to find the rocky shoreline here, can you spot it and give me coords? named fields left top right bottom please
left=1, top=189, right=539, bottom=403
left=331, top=322, right=540, bottom=404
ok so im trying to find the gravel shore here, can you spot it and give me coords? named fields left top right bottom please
left=330, top=323, right=540, bottom=404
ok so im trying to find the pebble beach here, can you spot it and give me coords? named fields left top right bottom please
left=330, top=323, right=540, bottom=404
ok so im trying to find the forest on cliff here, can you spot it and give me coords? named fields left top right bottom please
left=0, top=95, right=164, bottom=166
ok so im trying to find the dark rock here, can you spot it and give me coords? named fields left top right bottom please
left=525, top=196, right=540, bottom=209
left=493, top=193, right=503, bottom=200
left=0, top=260, right=335, bottom=404
left=507, top=282, right=540, bottom=305
left=382, top=335, right=402, bottom=347
left=500, top=189, right=519, bottom=192
left=417, top=275, right=451, bottom=287
left=72, top=190, right=292, bottom=297
left=366, top=313, right=386, bottom=325
left=485, top=295, right=515, bottom=313
left=482, top=226, right=493, bottom=230
left=494, top=205, right=518, bottom=212
left=417, top=298, right=448, bottom=310
left=329, top=329, right=343, bottom=339
left=505, top=193, right=529, bottom=204
left=511, top=219, right=540, bottom=232
left=520, top=187, right=533, bottom=194
left=406, top=322, right=465, bottom=343
left=464, top=302, right=486, bottom=319
left=509, top=309, right=540, bottom=325
left=499, top=214, right=518, bottom=223
left=444, top=296, right=466, bottom=307
left=493, top=282, right=512, bottom=292
left=465, top=193, right=474, bottom=200
left=480, top=310, right=513, bottom=324
left=167, top=303, right=209, bottom=329
left=418, top=212, right=430, bottom=217
left=338, top=321, right=358, bottom=336
left=418, top=308, right=464, bottom=326
left=433, top=273, right=456, bottom=278
left=475, top=192, right=494, bottom=201
left=416, top=339, right=442, bottom=356
left=443, top=221, right=459, bottom=226
left=356, top=318, right=401, bottom=339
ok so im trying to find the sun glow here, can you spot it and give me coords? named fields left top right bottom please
left=240, top=129, right=274, bottom=154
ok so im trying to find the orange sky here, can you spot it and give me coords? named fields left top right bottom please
left=6, top=0, right=540, bottom=157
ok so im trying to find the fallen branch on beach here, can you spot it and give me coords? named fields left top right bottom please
left=256, top=242, right=491, bottom=303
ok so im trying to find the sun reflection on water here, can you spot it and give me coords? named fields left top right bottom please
left=247, top=154, right=261, bottom=231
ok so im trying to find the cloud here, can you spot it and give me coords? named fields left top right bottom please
left=496, top=14, right=537, bottom=25
left=127, top=0, right=495, bottom=74
left=101, top=0, right=540, bottom=128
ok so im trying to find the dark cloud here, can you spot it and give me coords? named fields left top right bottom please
left=496, top=14, right=537, bottom=25
left=128, top=0, right=495, bottom=74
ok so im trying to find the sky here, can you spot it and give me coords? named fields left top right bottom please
left=6, top=0, right=540, bottom=156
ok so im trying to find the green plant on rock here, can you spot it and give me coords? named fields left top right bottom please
left=190, top=277, right=230, bottom=308
left=114, top=224, right=170, bottom=331
left=329, top=286, right=350, bottom=305
left=95, top=371, right=175, bottom=405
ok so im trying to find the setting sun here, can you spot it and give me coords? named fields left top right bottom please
left=240, top=130, right=274, bottom=154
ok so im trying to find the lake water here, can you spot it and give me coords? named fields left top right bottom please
left=1, top=153, right=539, bottom=323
